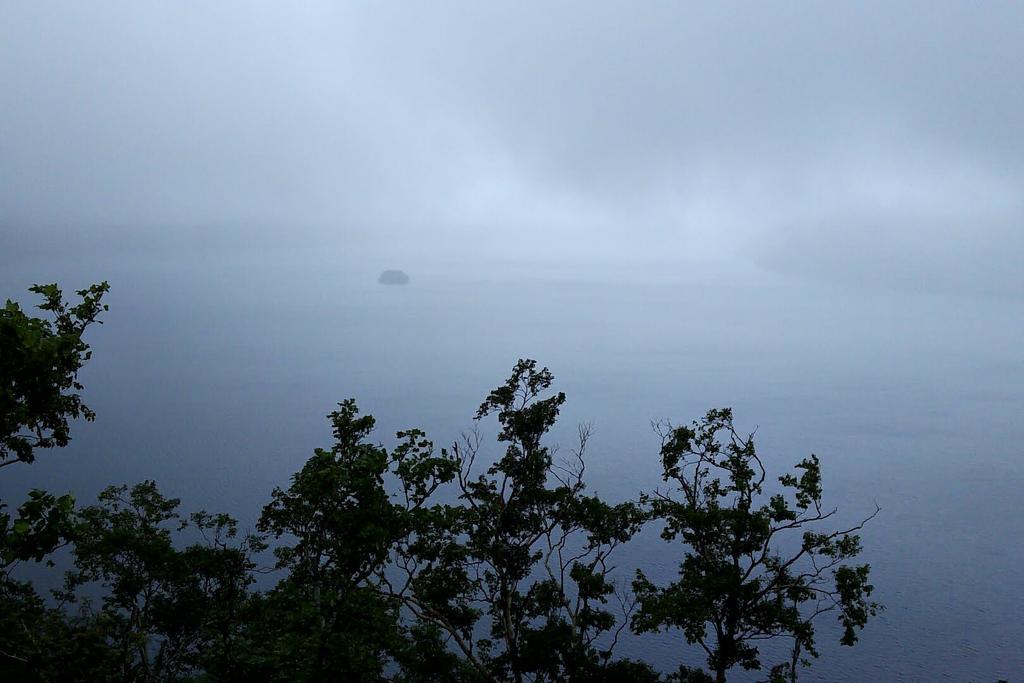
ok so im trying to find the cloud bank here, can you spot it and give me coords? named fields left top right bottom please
left=2, top=2, right=1021, bottom=291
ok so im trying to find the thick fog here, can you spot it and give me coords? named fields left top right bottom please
left=3, top=1, right=1023, bottom=293
left=2, top=5, right=1024, bottom=681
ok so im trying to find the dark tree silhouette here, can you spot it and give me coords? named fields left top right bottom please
left=632, top=409, right=880, bottom=682
left=0, top=281, right=883, bottom=681
left=0, top=282, right=108, bottom=467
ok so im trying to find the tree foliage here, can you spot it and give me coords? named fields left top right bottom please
left=632, top=409, right=880, bottom=683
left=249, top=399, right=463, bottom=681
left=59, top=482, right=257, bottom=681
left=380, top=359, right=651, bottom=682
left=0, top=281, right=109, bottom=466
left=0, top=282, right=112, bottom=679
left=0, top=283, right=882, bottom=681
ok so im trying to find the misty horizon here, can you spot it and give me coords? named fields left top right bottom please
left=3, top=2, right=1023, bottom=298
left=2, top=3, right=1022, bottom=681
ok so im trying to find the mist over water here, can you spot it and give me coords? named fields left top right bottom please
left=3, top=3, right=1024, bottom=678
left=1, top=243, right=1021, bottom=681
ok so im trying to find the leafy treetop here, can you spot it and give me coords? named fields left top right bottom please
left=0, top=282, right=109, bottom=467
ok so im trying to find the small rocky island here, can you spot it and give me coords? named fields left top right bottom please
left=378, top=269, right=410, bottom=285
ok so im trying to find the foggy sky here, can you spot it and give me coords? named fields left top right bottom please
left=2, top=2, right=1022, bottom=294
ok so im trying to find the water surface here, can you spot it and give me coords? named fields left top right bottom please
left=2, top=245, right=1021, bottom=681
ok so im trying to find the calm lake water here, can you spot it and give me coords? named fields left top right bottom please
left=2, top=244, right=1022, bottom=681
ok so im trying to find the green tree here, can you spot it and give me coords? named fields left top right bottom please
left=632, top=408, right=880, bottom=682
left=0, top=282, right=110, bottom=678
left=59, top=482, right=258, bottom=681
left=0, top=575, right=119, bottom=682
left=386, top=360, right=650, bottom=682
left=0, top=281, right=109, bottom=467
left=249, top=399, right=465, bottom=681
left=0, top=489, right=95, bottom=680
left=0, top=287, right=886, bottom=683
left=252, top=361, right=654, bottom=682
left=1, top=481, right=256, bottom=682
